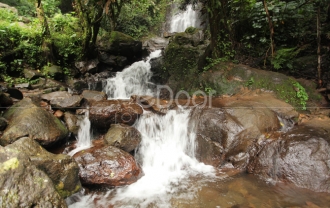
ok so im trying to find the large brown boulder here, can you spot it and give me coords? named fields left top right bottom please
left=247, top=124, right=330, bottom=193
left=104, top=124, right=142, bottom=152
left=1, top=98, right=69, bottom=146
left=41, top=91, right=82, bottom=110
left=0, top=146, right=67, bottom=207
left=191, top=92, right=286, bottom=169
left=81, top=90, right=107, bottom=102
left=89, top=100, right=143, bottom=130
left=132, top=95, right=177, bottom=114
left=73, top=145, right=143, bottom=187
left=7, top=137, right=81, bottom=198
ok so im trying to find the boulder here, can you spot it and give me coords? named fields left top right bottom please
left=64, top=111, right=80, bottom=135
left=66, top=79, right=89, bottom=94
left=132, top=95, right=177, bottom=114
left=44, top=65, right=64, bottom=80
left=0, top=117, right=8, bottom=131
left=247, top=124, right=330, bottom=193
left=89, top=100, right=143, bottom=130
left=41, top=91, right=82, bottom=110
left=0, top=146, right=67, bottom=207
left=98, top=52, right=128, bottom=69
left=1, top=98, right=69, bottom=146
left=104, top=124, right=142, bottom=152
left=81, top=90, right=107, bottom=102
left=23, top=68, right=43, bottom=80
left=41, top=91, right=71, bottom=102
left=97, top=31, right=142, bottom=63
left=75, top=59, right=99, bottom=74
left=0, top=92, right=13, bottom=107
left=0, top=3, right=18, bottom=13
left=143, top=37, right=169, bottom=52
left=50, top=95, right=82, bottom=110
left=32, top=77, right=67, bottom=91
left=73, top=145, right=143, bottom=187
left=7, top=137, right=81, bottom=198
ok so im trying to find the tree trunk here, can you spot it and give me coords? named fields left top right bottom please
left=262, top=0, right=275, bottom=58
left=317, top=6, right=322, bottom=87
left=35, top=2, right=54, bottom=64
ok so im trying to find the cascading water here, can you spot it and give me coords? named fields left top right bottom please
left=68, top=110, right=92, bottom=156
left=170, top=4, right=201, bottom=33
left=67, top=108, right=215, bottom=207
left=103, top=50, right=162, bottom=99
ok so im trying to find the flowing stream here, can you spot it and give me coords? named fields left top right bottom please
left=68, top=111, right=92, bottom=156
left=170, top=4, right=201, bottom=33
left=104, top=50, right=162, bottom=99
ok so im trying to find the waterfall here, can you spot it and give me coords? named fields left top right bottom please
left=170, top=4, right=201, bottom=33
left=110, top=108, right=214, bottom=206
left=67, top=108, right=215, bottom=208
left=103, top=50, right=162, bottom=99
left=68, top=111, right=92, bottom=156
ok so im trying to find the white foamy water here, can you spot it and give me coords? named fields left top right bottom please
left=68, top=111, right=92, bottom=156
left=170, top=4, right=201, bottom=33
left=103, top=50, right=162, bottom=99
left=67, top=108, right=215, bottom=208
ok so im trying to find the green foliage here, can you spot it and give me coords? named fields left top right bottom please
left=0, top=8, right=44, bottom=74
left=116, top=0, right=170, bottom=39
left=49, top=13, right=83, bottom=64
left=270, top=47, right=299, bottom=70
left=245, top=77, right=255, bottom=87
left=292, top=81, right=308, bottom=110
left=185, top=26, right=198, bottom=34
left=203, top=57, right=224, bottom=71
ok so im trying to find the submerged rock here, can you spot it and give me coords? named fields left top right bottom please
left=1, top=98, right=69, bottom=146
left=0, top=146, right=67, bottom=207
left=6, top=137, right=81, bottom=198
left=104, top=124, right=142, bottom=152
left=73, top=145, right=142, bottom=187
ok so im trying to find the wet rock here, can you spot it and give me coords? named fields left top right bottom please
left=7, top=137, right=81, bottom=198
left=3, top=88, right=23, bottom=100
left=50, top=95, right=82, bottom=110
left=0, top=146, right=67, bottom=207
left=1, top=98, right=69, bottom=146
left=64, top=112, right=80, bottom=135
left=0, top=117, right=8, bottom=131
left=41, top=91, right=71, bottom=102
left=81, top=90, right=107, bottom=102
left=73, top=145, right=142, bottom=187
left=132, top=95, right=177, bottom=114
left=191, top=107, right=243, bottom=167
left=104, top=124, right=142, bottom=152
left=98, top=53, right=128, bottom=69
left=66, top=79, right=89, bottom=94
left=247, top=125, right=330, bottom=193
left=44, top=65, right=64, bottom=80
left=75, top=59, right=99, bottom=74
left=42, top=91, right=82, bottom=110
left=143, top=37, right=169, bottom=52
left=89, top=100, right=143, bottom=130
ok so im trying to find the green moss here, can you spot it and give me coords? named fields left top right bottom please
left=55, top=183, right=81, bottom=198
left=185, top=26, right=198, bottom=34
left=109, top=31, right=135, bottom=43
left=0, top=157, right=19, bottom=173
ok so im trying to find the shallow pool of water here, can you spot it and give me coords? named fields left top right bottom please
left=67, top=170, right=330, bottom=208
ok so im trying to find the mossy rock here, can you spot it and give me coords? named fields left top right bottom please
left=201, top=63, right=320, bottom=110
left=97, top=31, right=142, bottom=61
left=1, top=98, right=69, bottom=146
left=7, top=137, right=81, bottom=198
left=0, top=146, right=67, bottom=207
